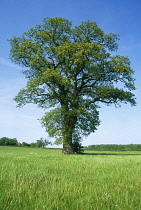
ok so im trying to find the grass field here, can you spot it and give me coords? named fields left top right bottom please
left=0, top=146, right=141, bottom=210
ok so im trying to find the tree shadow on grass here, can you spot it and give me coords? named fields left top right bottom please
left=82, top=152, right=141, bottom=156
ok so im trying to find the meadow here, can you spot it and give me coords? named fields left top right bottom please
left=0, top=146, right=141, bottom=210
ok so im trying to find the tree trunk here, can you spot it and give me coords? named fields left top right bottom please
left=63, top=143, right=73, bottom=154
left=61, top=104, right=77, bottom=154
left=62, top=121, right=74, bottom=154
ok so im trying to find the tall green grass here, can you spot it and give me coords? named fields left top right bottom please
left=1, top=146, right=141, bottom=210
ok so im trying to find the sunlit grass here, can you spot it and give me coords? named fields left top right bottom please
left=1, top=146, right=141, bottom=209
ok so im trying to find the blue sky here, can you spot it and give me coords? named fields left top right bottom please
left=0, top=0, right=141, bottom=146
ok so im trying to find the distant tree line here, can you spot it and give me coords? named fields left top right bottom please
left=0, top=137, right=52, bottom=148
left=0, top=137, right=18, bottom=146
left=23, top=138, right=52, bottom=148
left=84, top=144, right=141, bottom=151
left=1, top=138, right=141, bottom=151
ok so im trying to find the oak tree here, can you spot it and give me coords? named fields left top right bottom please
left=10, top=17, right=136, bottom=154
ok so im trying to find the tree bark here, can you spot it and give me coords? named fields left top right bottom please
left=63, top=143, right=73, bottom=154
left=62, top=120, right=74, bottom=154
left=61, top=103, right=77, bottom=154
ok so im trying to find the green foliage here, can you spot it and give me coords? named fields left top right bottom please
left=0, top=137, right=17, bottom=146
left=36, top=140, right=43, bottom=147
left=36, top=138, right=52, bottom=147
left=72, top=141, right=84, bottom=154
left=9, top=17, right=136, bottom=153
left=85, top=144, right=141, bottom=151
left=30, top=142, right=36, bottom=148
left=0, top=137, right=52, bottom=148
left=22, top=138, right=52, bottom=148
left=22, top=142, right=31, bottom=147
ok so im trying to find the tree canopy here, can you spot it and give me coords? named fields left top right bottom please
left=9, top=17, right=136, bottom=153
